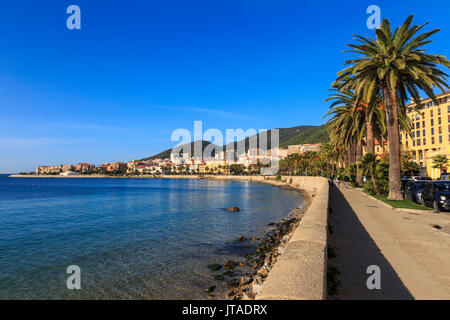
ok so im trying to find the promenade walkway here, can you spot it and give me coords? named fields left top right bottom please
left=328, top=185, right=450, bottom=300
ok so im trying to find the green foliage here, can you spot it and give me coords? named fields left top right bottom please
left=362, top=161, right=389, bottom=196
left=345, top=164, right=356, bottom=184
left=432, top=155, right=449, bottom=172
left=372, top=195, right=430, bottom=210
left=363, top=179, right=377, bottom=195
left=279, top=147, right=337, bottom=177
left=229, top=164, right=246, bottom=175
left=279, top=125, right=329, bottom=148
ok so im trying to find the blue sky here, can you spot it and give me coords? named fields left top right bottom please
left=1, top=0, right=449, bottom=172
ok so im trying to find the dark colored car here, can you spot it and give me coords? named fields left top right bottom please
left=401, top=176, right=432, bottom=192
left=422, top=181, right=450, bottom=212
left=404, top=181, right=427, bottom=204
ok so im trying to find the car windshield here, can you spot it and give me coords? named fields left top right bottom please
left=434, top=182, right=450, bottom=191
left=414, top=182, right=426, bottom=189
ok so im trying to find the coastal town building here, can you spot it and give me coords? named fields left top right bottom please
left=267, top=148, right=288, bottom=158
left=36, top=164, right=74, bottom=175
left=287, top=145, right=302, bottom=156
left=35, top=143, right=324, bottom=176
left=400, top=91, right=450, bottom=179
left=300, top=144, right=321, bottom=153
left=106, top=162, right=127, bottom=172
left=75, top=163, right=95, bottom=174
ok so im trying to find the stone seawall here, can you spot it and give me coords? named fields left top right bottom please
left=257, top=176, right=329, bottom=300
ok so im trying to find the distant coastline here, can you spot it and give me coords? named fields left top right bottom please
left=9, top=174, right=209, bottom=179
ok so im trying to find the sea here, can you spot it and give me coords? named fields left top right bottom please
left=0, top=174, right=304, bottom=299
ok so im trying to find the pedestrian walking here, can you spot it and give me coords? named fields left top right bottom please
left=344, top=175, right=350, bottom=188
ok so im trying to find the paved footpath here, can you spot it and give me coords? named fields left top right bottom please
left=328, top=185, right=450, bottom=300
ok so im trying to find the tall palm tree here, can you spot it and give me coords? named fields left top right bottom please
left=326, top=91, right=357, bottom=164
left=326, top=89, right=389, bottom=185
left=335, top=15, right=450, bottom=199
left=326, top=90, right=365, bottom=184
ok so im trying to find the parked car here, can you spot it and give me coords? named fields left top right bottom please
left=401, top=176, right=432, bottom=191
left=404, top=181, right=427, bottom=204
left=422, top=181, right=450, bottom=212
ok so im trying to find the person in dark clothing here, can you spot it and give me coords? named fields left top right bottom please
left=344, top=176, right=350, bottom=188
left=329, top=173, right=335, bottom=187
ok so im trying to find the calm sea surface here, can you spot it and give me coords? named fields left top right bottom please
left=0, top=175, right=303, bottom=299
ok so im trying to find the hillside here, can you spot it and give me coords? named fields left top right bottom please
left=279, top=124, right=329, bottom=148
left=143, top=124, right=329, bottom=160
left=142, top=140, right=219, bottom=161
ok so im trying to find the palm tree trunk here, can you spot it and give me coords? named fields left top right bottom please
left=366, top=114, right=375, bottom=154
left=356, top=139, right=363, bottom=186
left=384, top=88, right=403, bottom=200
left=348, top=140, right=356, bottom=164
left=371, top=174, right=379, bottom=195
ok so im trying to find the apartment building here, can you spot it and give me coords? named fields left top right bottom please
left=300, top=144, right=321, bottom=153
left=36, top=164, right=74, bottom=174
left=401, top=91, right=450, bottom=179
left=75, top=163, right=95, bottom=174
left=287, top=145, right=302, bottom=156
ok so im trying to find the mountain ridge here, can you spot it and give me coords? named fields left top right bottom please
left=141, top=124, right=329, bottom=160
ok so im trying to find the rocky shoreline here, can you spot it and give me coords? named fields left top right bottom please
left=203, top=191, right=310, bottom=300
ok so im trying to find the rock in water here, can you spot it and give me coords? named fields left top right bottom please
left=224, top=260, right=235, bottom=270
left=257, top=268, right=268, bottom=277
left=207, top=264, right=222, bottom=271
left=252, top=284, right=262, bottom=295
left=237, top=236, right=246, bottom=242
left=239, top=276, right=251, bottom=286
left=205, top=285, right=216, bottom=293
left=226, top=207, right=240, bottom=212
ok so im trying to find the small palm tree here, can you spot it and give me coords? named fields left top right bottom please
left=432, top=155, right=449, bottom=175
left=335, top=15, right=450, bottom=199
left=359, top=153, right=379, bottom=194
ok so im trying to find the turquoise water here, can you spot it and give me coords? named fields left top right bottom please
left=0, top=175, right=303, bottom=299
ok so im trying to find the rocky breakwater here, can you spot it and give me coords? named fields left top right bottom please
left=204, top=205, right=307, bottom=300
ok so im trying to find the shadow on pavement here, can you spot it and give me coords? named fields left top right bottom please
left=328, top=185, right=414, bottom=300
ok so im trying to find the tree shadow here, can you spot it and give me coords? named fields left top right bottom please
left=328, top=186, right=414, bottom=300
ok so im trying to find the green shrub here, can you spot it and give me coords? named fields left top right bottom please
left=363, top=179, right=377, bottom=195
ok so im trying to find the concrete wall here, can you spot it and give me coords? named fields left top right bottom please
left=256, top=176, right=329, bottom=300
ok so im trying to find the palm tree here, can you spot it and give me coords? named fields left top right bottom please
left=432, top=155, right=449, bottom=175
left=325, top=91, right=360, bottom=167
left=359, top=153, right=379, bottom=194
left=326, top=89, right=380, bottom=185
left=335, top=15, right=450, bottom=199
